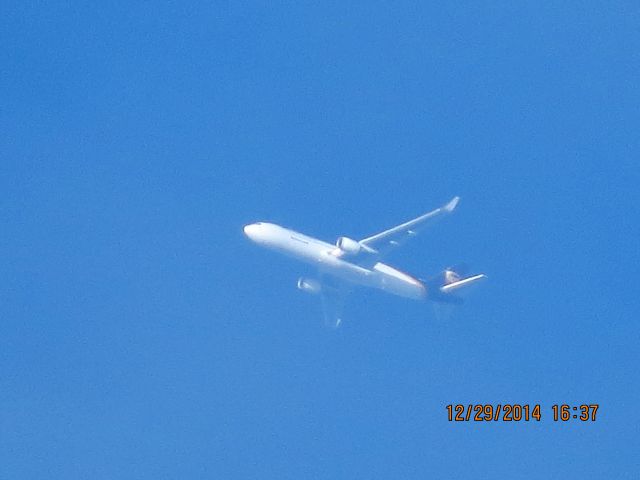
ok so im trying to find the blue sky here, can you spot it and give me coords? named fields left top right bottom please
left=2, top=2, right=639, bottom=478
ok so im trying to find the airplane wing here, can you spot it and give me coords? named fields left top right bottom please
left=359, top=196, right=460, bottom=257
left=319, top=275, right=352, bottom=328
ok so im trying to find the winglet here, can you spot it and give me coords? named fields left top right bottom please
left=443, top=196, right=460, bottom=213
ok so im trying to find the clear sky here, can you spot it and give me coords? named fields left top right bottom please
left=2, top=2, right=639, bottom=478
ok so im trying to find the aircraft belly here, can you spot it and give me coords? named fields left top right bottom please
left=318, top=256, right=425, bottom=300
left=378, top=276, right=426, bottom=300
left=317, top=254, right=374, bottom=284
left=265, top=230, right=426, bottom=300
left=372, top=263, right=426, bottom=299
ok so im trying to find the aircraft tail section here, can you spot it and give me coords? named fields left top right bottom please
left=440, top=273, right=487, bottom=294
left=424, top=267, right=486, bottom=304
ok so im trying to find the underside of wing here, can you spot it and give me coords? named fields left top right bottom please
left=359, top=196, right=459, bottom=258
left=298, top=273, right=352, bottom=327
left=319, top=275, right=352, bottom=328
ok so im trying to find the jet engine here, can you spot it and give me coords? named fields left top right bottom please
left=336, top=236, right=361, bottom=255
left=297, top=277, right=322, bottom=294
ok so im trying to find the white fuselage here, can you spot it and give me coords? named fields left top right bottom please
left=243, top=222, right=426, bottom=300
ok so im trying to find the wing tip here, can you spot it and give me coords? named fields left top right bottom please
left=444, top=196, right=460, bottom=212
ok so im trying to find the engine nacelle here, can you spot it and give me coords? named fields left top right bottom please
left=336, top=236, right=361, bottom=255
left=297, top=277, right=322, bottom=295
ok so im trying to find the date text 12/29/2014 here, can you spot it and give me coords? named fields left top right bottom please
left=446, top=404, right=599, bottom=422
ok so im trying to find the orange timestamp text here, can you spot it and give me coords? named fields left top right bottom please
left=446, top=404, right=599, bottom=422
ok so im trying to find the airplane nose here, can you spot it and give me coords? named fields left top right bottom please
left=243, top=223, right=259, bottom=240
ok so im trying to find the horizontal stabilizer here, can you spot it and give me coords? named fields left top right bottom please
left=440, top=274, right=487, bottom=294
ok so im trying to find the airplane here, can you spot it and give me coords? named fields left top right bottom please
left=243, top=196, right=485, bottom=327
